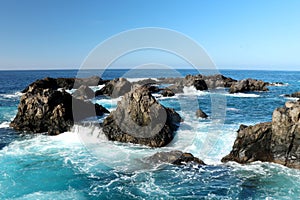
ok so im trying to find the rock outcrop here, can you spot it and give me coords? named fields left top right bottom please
left=102, top=86, right=182, bottom=147
left=144, top=150, right=206, bottom=166
left=196, top=109, right=208, bottom=119
left=285, top=91, right=300, bottom=98
left=229, top=78, right=269, bottom=93
left=11, top=79, right=109, bottom=135
left=222, top=101, right=300, bottom=169
left=95, top=78, right=132, bottom=98
left=22, top=76, right=107, bottom=93
left=72, top=85, right=95, bottom=100
left=160, top=88, right=175, bottom=97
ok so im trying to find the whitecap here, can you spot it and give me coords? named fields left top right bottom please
left=0, top=121, right=10, bottom=128
left=0, top=91, right=23, bottom=99
left=270, top=82, right=288, bottom=87
left=226, top=107, right=240, bottom=111
left=183, top=86, right=209, bottom=96
left=226, top=93, right=260, bottom=98
left=126, top=78, right=159, bottom=83
left=285, top=97, right=299, bottom=101
left=89, top=84, right=105, bottom=91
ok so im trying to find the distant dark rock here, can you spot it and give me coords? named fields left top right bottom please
left=160, top=88, right=175, bottom=97
left=141, top=84, right=161, bottom=94
left=229, top=78, right=269, bottom=93
left=144, top=150, right=206, bottom=166
left=196, top=109, right=208, bottom=119
left=102, top=87, right=182, bottom=147
left=72, top=85, right=95, bottom=100
left=284, top=91, right=300, bottom=98
left=222, top=101, right=300, bottom=169
left=133, top=78, right=157, bottom=86
left=95, top=78, right=132, bottom=98
left=203, top=74, right=237, bottom=88
left=167, top=84, right=184, bottom=93
left=269, top=82, right=285, bottom=86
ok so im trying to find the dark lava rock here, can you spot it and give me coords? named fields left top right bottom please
left=144, top=150, right=206, bottom=166
left=203, top=74, right=237, bottom=88
left=160, top=88, right=175, bottom=97
left=102, top=87, right=182, bottom=147
left=196, top=109, right=208, bottom=119
left=221, top=122, right=273, bottom=163
left=133, top=78, right=157, bottom=86
left=10, top=87, right=108, bottom=135
left=222, top=101, right=300, bottom=169
left=22, top=76, right=107, bottom=93
left=229, top=78, right=269, bottom=93
left=72, top=85, right=95, bottom=100
left=95, top=78, right=132, bottom=98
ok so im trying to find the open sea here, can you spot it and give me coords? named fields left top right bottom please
left=0, top=69, right=300, bottom=199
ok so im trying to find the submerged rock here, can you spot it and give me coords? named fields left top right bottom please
left=229, top=78, right=269, bottom=93
left=102, top=87, right=182, bottom=147
left=95, top=78, right=132, bottom=98
left=222, top=101, right=300, bottom=169
left=144, top=150, right=206, bottom=166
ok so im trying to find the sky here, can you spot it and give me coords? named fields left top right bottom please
left=0, top=0, right=300, bottom=70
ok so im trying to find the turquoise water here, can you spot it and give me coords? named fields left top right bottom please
left=0, top=69, right=300, bottom=199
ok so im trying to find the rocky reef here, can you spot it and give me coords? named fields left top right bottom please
left=229, top=78, right=269, bottom=93
left=102, top=86, right=182, bottom=147
left=10, top=77, right=109, bottom=135
left=222, top=101, right=300, bottom=169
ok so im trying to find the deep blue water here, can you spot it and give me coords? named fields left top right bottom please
left=0, top=69, right=300, bottom=199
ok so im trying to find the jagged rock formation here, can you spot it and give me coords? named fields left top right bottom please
left=10, top=78, right=109, bottom=135
left=144, top=150, right=206, bottom=166
left=22, top=76, right=107, bottom=93
left=102, top=86, right=182, bottom=147
left=95, top=78, right=132, bottom=98
left=222, top=101, right=300, bottom=169
left=72, top=85, right=95, bottom=100
left=229, top=78, right=269, bottom=93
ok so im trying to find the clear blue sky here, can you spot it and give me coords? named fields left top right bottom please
left=0, top=0, right=300, bottom=70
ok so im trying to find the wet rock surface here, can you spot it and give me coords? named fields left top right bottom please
left=95, top=78, right=132, bottom=98
left=102, top=86, right=182, bottom=147
left=144, top=150, right=206, bottom=166
left=222, top=101, right=300, bottom=169
left=11, top=77, right=109, bottom=135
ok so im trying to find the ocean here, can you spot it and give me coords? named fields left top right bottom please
left=0, top=69, right=300, bottom=199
